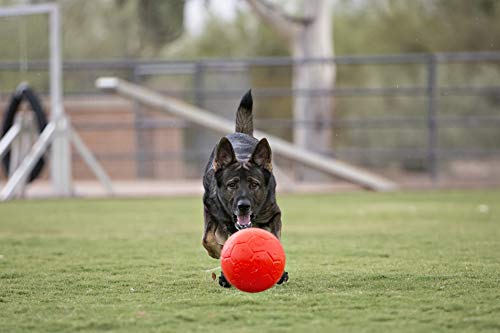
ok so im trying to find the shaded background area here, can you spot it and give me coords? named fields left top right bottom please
left=1, top=0, right=500, bottom=189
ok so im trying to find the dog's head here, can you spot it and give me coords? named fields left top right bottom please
left=213, top=137, right=273, bottom=230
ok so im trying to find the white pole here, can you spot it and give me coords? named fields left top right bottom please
left=70, top=128, right=114, bottom=195
left=49, top=4, right=72, bottom=196
left=1, top=122, right=56, bottom=200
left=0, top=3, right=57, bottom=17
left=0, top=124, right=21, bottom=159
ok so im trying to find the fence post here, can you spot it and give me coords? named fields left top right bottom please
left=193, top=61, right=205, bottom=108
left=191, top=61, right=206, bottom=173
left=426, top=54, right=438, bottom=182
left=131, top=66, right=147, bottom=178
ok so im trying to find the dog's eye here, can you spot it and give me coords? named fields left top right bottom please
left=249, top=181, right=260, bottom=190
left=227, top=182, right=238, bottom=189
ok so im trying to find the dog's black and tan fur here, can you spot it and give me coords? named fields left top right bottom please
left=202, top=90, right=287, bottom=287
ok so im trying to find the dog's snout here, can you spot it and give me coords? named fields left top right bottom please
left=237, top=199, right=251, bottom=213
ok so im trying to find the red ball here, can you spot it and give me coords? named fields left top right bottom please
left=220, top=228, right=286, bottom=293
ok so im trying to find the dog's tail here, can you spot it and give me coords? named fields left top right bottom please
left=235, top=90, right=253, bottom=136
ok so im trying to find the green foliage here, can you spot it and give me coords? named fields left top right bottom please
left=0, top=191, right=499, bottom=332
left=334, top=0, right=500, bottom=54
left=0, top=0, right=184, bottom=59
left=1, top=0, right=500, bottom=59
left=133, top=0, right=184, bottom=51
left=165, top=10, right=288, bottom=59
left=167, top=0, right=500, bottom=58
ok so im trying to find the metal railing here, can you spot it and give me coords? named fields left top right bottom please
left=1, top=51, right=499, bottom=182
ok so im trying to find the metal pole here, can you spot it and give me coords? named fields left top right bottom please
left=131, top=67, right=146, bottom=178
left=70, top=128, right=114, bottom=195
left=9, top=113, right=34, bottom=198
left=49, top=4, right=72, bottom=196
left=426, top=55, right=438, bottom=182
left=0, top=124, right=21, bottom=159
left=96, top=77, right=398, bottom=191
left=193, top=61, right=205, bottom=108
left=1, top=122, right=56, bottom=201
left=8, top=116, right=23, bottom=179
left=0, top=3, right=57, bottom=17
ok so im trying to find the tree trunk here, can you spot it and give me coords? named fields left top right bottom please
left=291, top=0, right=335, bottom=156
left=246, top=0, right=335, bottom=180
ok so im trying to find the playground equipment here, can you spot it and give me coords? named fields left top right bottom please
left=97, top=77, right=397, bottom=191
left=0, top=3, right=113, bottom=200
left=1, top=83, right=48, bottom=187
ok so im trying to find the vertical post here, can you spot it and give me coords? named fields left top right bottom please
left=14, top=113, right=35, bottom=198
left=9, top=115, right=23, bottom=178
left=49, top=4, right=72, bottom=196
left=132, top=66, right=146, bottom=178
left=426, top=55, right=438, bottom=182
left=192, top=61, right=205, bottom=174
left=193, top=61, right=205, bottom=108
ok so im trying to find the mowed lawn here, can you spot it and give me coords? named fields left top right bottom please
left=0, top=191, right=499, bottom=333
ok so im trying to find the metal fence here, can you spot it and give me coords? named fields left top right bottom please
left=1, top=51, right=500, bottom=184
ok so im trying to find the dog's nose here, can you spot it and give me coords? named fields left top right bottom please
left=237, top=199, right=251, bottom=213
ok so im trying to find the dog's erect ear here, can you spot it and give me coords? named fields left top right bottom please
left=213, top=137, right=236, bottom=171
left=250, top=138, right=272, bottom=172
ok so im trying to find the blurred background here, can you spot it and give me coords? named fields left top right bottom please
left=1, top=0, right=500, bottom=197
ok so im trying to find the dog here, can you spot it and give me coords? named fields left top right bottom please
left=202, top=90, right=288, bottom=288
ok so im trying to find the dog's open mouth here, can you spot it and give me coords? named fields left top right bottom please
left=235, top=214, right=253, bottom=230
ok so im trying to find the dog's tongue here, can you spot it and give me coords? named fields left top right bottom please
left=237, top=215, right=251, bottom=227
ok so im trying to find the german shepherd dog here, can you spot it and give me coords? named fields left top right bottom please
left=202, top=90, right=288, bottom=288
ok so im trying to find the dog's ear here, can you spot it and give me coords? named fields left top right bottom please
left=250, top=138, right=272, bottom=172
left=213, top=137, right=236, bottom=171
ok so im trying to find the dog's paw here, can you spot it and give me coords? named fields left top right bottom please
left=277, top=271, right=289, bottom=285
left=218, top=272, right=232, bottom=288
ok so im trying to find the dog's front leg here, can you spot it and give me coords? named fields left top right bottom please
left=268, top=212, right=283, bottom=240
left=202, top=210, right=223, bottom=259
left=203, top=212, right=233, bottom=288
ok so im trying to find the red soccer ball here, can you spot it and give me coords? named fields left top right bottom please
left=220, top=228, right=286, bottom=293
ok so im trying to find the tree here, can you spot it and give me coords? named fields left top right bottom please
left=246, top=0, right=335, bottom=175
left=115, top=0, right=184, bottom=54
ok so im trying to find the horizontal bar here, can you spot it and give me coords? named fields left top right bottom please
left=436, top=51, right=500, bottom=62
left=109, top=86, right=500, bottom=98
left=2, top=51, right=500, bottom=72
left=2, top=85, right=498, bottom=100
left=186, top=87, right=428, bottom=97
left=335, top=147, right=500, bottom=158
left=71, top=115, right=500, bottom=131
left=70, top=146, right=500, bottom=163
left=73, top=151, right=209, bottom=162
left=0, top=3, right=56, bottom=17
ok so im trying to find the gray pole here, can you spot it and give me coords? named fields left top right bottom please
left=131, top=67, right=147, bottom=178
left=49, top=4, right=73, bottom=196
left=426, top=55, right=438, bottom=182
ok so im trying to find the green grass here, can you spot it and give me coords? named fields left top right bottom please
left=0, top=191, right=499, bottom=333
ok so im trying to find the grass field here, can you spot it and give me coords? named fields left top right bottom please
left=0, top=190, right=499, bottom=332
